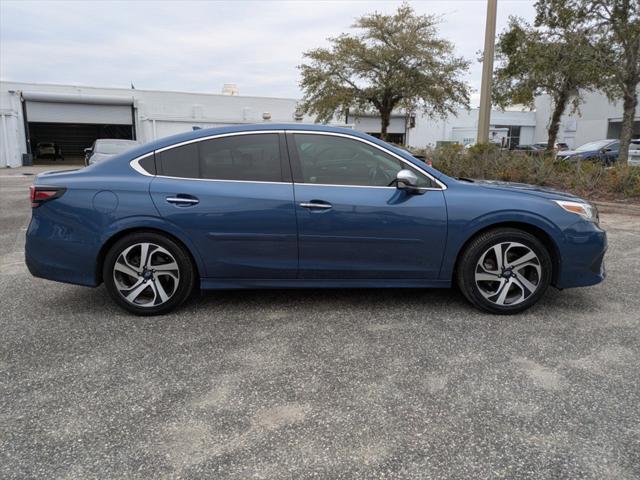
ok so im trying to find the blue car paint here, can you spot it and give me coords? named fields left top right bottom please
left=25, top=124, right=607, bottom=292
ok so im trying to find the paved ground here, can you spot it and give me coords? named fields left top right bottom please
left=1, top=169, right=639, bottom=479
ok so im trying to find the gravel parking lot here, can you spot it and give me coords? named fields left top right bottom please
left=1, top=169, right=639, bottom=479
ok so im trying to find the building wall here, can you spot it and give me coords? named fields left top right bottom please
left=406, top=108, right=536, bottom=149
left=7, top=80, right=636, bottom=167
left=0, top=81, right=316, bottom=167
left=534, top=89, right=640, bottom=149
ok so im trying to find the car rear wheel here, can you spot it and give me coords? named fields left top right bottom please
left=456, top=228, right=552, bottom=314
left=103, top=232, right=195, bottom=316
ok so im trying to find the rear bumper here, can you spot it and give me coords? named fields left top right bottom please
left=25, top=217, right=99, bottom=287
left=555, top=221, right=607, bottom=289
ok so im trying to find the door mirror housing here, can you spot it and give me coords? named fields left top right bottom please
left=395, top=169, right=423, bottom=194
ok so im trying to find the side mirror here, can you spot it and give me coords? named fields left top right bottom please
left=395, top=169, right=423, bottom=194
left=84, top=148, right=91, bottom=154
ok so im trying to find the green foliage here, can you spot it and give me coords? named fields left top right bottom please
left=298, top=3, right=470, bottom=138
left=535, top=0, right=640, bottom=162
left=431, top=148, right=640, bottom=200
left=492, top=16, right=602, bottom=149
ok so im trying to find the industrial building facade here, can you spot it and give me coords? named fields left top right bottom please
left=1, top=80, right=637, bottom=168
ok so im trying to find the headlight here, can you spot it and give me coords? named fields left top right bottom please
left=553, top=200, right=598, bottom=223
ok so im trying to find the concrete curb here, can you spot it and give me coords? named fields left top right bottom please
left=594, top=200, right=640, bottom=216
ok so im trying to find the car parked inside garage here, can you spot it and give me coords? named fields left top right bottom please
left=35, top=142, right=63, bottom=161
left=25, top=124, right=607, bottom=316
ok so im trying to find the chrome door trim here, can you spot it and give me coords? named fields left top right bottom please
left=128, top=128, right=447, bottom=190
left=130, top=152, right=155, bottom=177
left=129, top=130, right=286, bottom=178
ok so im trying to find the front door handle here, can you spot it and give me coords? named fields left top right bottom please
left=299, top=201, right=332, bottom=210
left=166, top=196, right=199, bottom=206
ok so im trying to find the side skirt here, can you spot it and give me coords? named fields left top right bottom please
left=200, top=278, right=451, bottom=290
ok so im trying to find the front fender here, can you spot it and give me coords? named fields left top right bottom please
left=438, top=209, right=564, bottom=282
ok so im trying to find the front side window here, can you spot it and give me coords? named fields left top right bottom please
left=292, top=134, right=435, bottom=188
left=155, top=133, right=282, bottom=182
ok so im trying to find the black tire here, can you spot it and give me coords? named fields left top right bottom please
left=103, top=232, right=196, bottom=316
left=456, top=228, right=552, bottom=315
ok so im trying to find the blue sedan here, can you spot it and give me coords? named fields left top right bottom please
left=26, top=124, right=607, bottom=316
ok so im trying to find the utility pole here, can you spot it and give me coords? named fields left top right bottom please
left=477, top=0, right=498, bottom=144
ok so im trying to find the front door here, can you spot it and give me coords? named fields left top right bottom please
left=150, top=132, right=298, bottom=279
left=287, top=132, right=447, bottom=279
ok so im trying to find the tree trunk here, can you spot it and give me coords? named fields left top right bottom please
left=618, top=87, right=638, bottom=164
left=379, top=109, right=390, bottom=141
left=547, top=89, right=569, bottom=151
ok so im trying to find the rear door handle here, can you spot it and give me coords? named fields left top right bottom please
left=166, top=196, right=199, bottom=206
left=299, top=201, right=332, bottom=210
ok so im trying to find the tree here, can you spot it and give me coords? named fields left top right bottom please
left=492, top=17, right=601, bottom=149
left=298, top=4, right=470, bottom=141
left=536, top=0, right=640, bottom=163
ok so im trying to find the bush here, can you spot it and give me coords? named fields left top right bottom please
left=430, top=146, right=640, bottom=201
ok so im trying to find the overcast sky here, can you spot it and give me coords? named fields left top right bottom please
left=0, top=0, right=536, bottom=106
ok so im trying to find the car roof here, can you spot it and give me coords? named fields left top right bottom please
left=120, top=123, right=388, bottom=161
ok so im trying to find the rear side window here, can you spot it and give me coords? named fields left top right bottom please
left=138, top=154, right=157, bottom=175
left=157, top=143, right=199, bottom=178
left=199, top=134, right=282, bottom=182
left=155, top=134, right=282, bottom=182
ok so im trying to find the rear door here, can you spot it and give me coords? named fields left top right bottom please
left=149, top=132, right=298, bottom=279
left=286, top=132, right=448, bottom=279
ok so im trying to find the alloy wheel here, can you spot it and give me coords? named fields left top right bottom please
left=474, top=241, right=542, bottom=307
left=112, top=242, right=180, bottom=308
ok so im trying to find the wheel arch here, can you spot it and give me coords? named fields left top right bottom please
left=452, top=221, right=561, bottom=285
left=96, top=227, right=202, bottom=287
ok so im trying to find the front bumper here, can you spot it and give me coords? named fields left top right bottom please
left=555, top=221, right=607, bottom=289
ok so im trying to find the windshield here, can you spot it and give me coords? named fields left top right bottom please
left=575, top=140, right=613, bottom=152
left=95, top=140, right=138, bottom=154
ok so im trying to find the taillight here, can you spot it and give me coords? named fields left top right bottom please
left=30, top=185, right=66, bottom=208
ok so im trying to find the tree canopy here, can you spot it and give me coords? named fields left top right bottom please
left=492, top=17, right=602, bottom=149
left=535, top=0, right=640, bottom=162
left=298, top=4, right=470, bottom=140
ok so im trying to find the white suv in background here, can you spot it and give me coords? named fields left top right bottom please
left=628, top=139, right=640, bottom=167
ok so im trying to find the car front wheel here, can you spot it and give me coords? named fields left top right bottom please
left=103, top=232, right=195, bottom=316
left=457, top=228, right=552, bottom=314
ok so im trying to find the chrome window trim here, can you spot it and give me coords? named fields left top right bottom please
left=287, top=130, right=447, bottom=190
left=130, top=152, right=155, bottom=177
left=128, top=129, right=447, bottom=190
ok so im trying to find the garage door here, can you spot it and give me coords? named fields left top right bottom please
left=22, top=91, right=134, bottom=125
left=26, top=102, right=132, bottom=125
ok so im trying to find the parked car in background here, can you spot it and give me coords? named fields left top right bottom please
left=628, top=139, right=640, bottom=167
left=556, top=139, right=620, bottom=165
left=512, top=144, right=546, bottom=155
left=532, top=142, right=569, bottom=151
left=85, top=139, right=140, bottom=165
left=35, top=142, right=63, bottom=161
left=26, top=124, right=606, bottom=316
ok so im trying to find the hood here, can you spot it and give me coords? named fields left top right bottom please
left=470, top=179, right=582, bottom=201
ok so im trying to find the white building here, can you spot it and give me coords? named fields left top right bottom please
left=0, top=81, right=318, bottom=168
left=406, top=107, right=536, bottom=150
left=5, top=80, right=631, bottom=168
left=534, top=90, right=640, bottom=149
